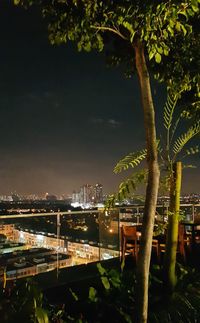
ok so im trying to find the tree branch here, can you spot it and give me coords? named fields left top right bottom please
left=90, top=25, right=127, bottom=40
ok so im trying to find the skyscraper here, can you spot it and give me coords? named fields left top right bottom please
left=72, top=183, right=103, bottom=206
left=94, top=183, right=103, bottom=203
left=80, top=184, right=94, bottom=204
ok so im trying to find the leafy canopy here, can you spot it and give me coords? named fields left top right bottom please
left=15, top=0, right=199, bottom=97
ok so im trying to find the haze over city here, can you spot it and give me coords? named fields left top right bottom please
left=0, top=0, right=199, bottom=196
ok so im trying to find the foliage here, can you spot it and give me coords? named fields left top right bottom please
left=0, top=279, right=49, bottom=323
left=108, top=92, right=200, bottom=204
left=12, top=1, right=199, bottom=320
left=105, top=169, right=148, bottom=208
left=15, top=0, right=200, bottom=102
left=114, top=149, right=147, bottom=174
left=148, top=264, right=200, bottom=322
left=52, top=263, right=200, bottom=322
left=172, top=121, right=200, bottom=159
left=153, top=222, right=167, bottom=236
left=67, top=263, right=136, bottom=323
left=1, top=264, right=200, bottom=322
left=163, top=93, right=179, bottom=131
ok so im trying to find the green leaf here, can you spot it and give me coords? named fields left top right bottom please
left=149, top=50, right=155, bottom=60
left=104, top=194, right=115, bottom=209
left=114, top=149, right=147, bottom=173
left=69, top=288, right=79, bottom=301
left=97, top=263, right=106, bottom=275
left=157, top=47, right=163, bottom=54
left=173, top=122, right=200, bottom=157
left=181, top=24, right=187, bottom=36
left=163, top=93, right=178, bottom=130
left=88, top=287, right=98, bottom=302
left=114, top=169, right=148, bottom=202
left=35, top=307, right=49, bottom=323
left=101, top=276, right=110, bottom=290
left=109, top=269, right=121, bottom=288
left=117, top=308, right=132, bottom=323
left=183, top=164, right=196, bottom=169
left=164, top=48, right=169, bottom=56
left=184, top=145, right=199, bottom=156
left=155, top=52, right=161, bottom=63
left=121, top=258, right=125, bottom=272
left=163, top=30, right=169, bottom=38
left=123, top=21, right=134, bottom=34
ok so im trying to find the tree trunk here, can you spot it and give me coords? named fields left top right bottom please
left=134, top=40, right=160, bottom=323
left=164, top=161, right=182, bottom=292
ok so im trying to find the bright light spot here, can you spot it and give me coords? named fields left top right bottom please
left=36, top=234, right=44, bottom=242
left=109, top=229, right=113, bottom=233
left=102, top=253, right=112, bottom=260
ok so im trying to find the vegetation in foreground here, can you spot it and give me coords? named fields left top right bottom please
left=1, top=262, right=200, bottom=323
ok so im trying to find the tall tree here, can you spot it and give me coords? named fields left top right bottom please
left=14, top=1, right=200, bottom=321
left=112, top=92, right=200, bottom=292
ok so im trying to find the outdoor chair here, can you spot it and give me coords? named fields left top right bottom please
left=152, top=239, right=160, bottom=260
left=121, top=225, right=139, bottom=262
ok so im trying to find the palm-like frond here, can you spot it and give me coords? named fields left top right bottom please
left=182, top=145, right=199, bottom=159
left=114, top=149, right=147, bottom=174
left=105, top=170, right=148, bottom=208
left=182, top=164, right=197, bottom=169
left=173, top=122, right=200, bottom=158
left=117, top=170, right=147, bottom=200
left=104, top=194, right=116, bottom=209
left=170, top=114, right=181, bottom=145
left=163, top=93, right=178, bottom=130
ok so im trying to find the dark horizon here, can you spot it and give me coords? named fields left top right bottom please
left=0, top=0, right=199, bottom=196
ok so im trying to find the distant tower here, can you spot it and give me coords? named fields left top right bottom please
left=80, top=184, right=94, bottom=204
left=72, top=191, right=80, bottom=203
left=94, top=183, right=103, bottom=203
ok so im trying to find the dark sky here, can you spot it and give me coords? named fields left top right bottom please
left=0, top=1, right=199, bottom=196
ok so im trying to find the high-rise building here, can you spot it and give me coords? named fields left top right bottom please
left=72, top=183, right=103, bottom=206
left=72, top=191, right=80, bottom=204
left=80, top=184, right=94, bottom=204
left=94, top=183, right=103, bottom=203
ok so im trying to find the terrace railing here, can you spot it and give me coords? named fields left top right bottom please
left=0, top=204, right=199, bottom=287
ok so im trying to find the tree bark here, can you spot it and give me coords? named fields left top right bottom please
left=164, top=161, right=182, bottom=292
left=134, top=40, right=160, bottom=323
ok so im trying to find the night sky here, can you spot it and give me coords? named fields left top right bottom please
left=0, top=0, right=199, bottom=196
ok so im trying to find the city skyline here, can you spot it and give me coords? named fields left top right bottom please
left=0, top=1, right=199, bottom=196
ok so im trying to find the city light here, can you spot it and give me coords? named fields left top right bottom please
left=36, top=234, right=44, bottom=242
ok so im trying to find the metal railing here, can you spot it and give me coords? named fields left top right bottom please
left=0, top=204, right=200, bottom=285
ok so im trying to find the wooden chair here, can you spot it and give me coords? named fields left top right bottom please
left=152, top=239, right=160, bottom=260
left=121, top=225, right=139, bottom=262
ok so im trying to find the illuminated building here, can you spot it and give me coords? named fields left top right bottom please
left=94, top=183, right=103, bottom=203
left=72, top=191, right=80, bottom=204
left=72, top=183, right=103, bottom=205
left=80, top=184, right=94, bottom=204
